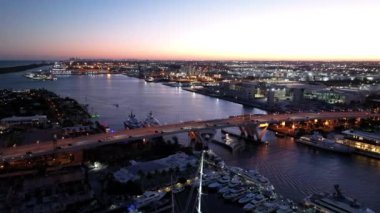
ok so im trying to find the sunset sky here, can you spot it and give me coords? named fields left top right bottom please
left=1, top=0, right=380, bottom=60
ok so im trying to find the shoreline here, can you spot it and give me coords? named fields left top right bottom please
left=0, top=63, right=52, bottom=74
left=126, top=74, right=271, bottom=112
left=182, top=87, right=272, bottom=112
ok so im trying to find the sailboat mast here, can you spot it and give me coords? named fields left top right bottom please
left=171, top=175, right=175, bottom=213
left=197, top=151, right=204, bottom=213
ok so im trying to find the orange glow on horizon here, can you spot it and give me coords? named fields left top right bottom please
left=1, top=0, right=380, bottom=61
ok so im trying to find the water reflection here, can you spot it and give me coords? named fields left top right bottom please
left=0, top=72, right=378, bottom=211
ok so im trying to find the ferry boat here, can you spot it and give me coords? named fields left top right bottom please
left=297, top=132, right=354, bottom=154
left=123, top=111, right=142, bottom=129
left=304, top=185, right=374, bottom=213
left=142, top=111, right=160, bottom=127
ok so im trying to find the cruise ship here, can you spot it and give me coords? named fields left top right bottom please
left=50, top=62, right=71, bottom=75
left=142, top=111, right=160, bottom=127
left=123, top=112, right=142, bottom=129
left=297, top=132, right=354, bottom=153
left=304, top=185, right=374, bottom=213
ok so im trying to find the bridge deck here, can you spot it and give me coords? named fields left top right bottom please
left=0, top=112, right=378, bottom=161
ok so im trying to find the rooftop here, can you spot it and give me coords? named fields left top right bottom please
left=342, top=130, right=380, bottom=142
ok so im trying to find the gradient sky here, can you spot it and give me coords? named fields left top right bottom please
left=1, top=0, right=380, bottom=60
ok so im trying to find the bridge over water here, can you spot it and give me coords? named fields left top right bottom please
left=1, top=111, right=378, bottom=161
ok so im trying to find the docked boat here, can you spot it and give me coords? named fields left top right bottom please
left=234, top=168, right=275, bottom=191
left=123, top=112, right=142, bottom=129
left=145, top=76, right=155, bottom=82
left=218, top=186, right=230, bottom=194
left=275, top=131, right=286, bottom=138
left=223, top=191, right=245, bottom=200
left=304, top=185, right=374, bottom=213
left=218, top=175, right=230, bottom=184
left=243, top=202, right=255, bottom=212
left=228, top=175, right=242, bottom=187
left=238, top=193, right=256, bottom=204
left=172, top=186, right=184, bottom=194
left=208, top=182, right=222, bottom=190
left=24, top=71, right=57, bottom=81
left=256, top=175, right=269, bottom=184
left=297, top=132, right=354, bottom=153
left=223, top=187, right=246, bottom=200
left=134, top=191, right=166, bottom=209
left=262, top=202, right=278, bottom=212
left=50, top=62, right=71, bottom=75
left=143, top=111, right=160, bottom=127
left=231, top=192, right=249, bottom=202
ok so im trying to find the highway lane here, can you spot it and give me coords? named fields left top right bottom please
left=1, top=111, right=378, bottom=161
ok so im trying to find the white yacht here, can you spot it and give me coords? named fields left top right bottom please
left=304, top=185, right=374, bottom=213
left=134, top=191, right=166, bottom=209
left=145, top=76, right=155, bottom=82
left=297, top=132, right=354, bottom=154
left=218, top=186, right=230, bottom=194
left=143, top=111, right=160, bottom=127
left=243, top=202, right=255, bottom=211
left=50, top=62, right=71, bottom=75
left=238, top=192, right=256, bottom=204
left=123, top=111, right=142, bottom=129
left=208, top=182, right=222, bottom=190
left=24, top=71, right=57, bottom=81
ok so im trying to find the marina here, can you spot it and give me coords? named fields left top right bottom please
left=127, top=150, right=374, bottom=212
left=127, top=150, right=299, bottom=213
left=1, top=1, right=380, bottom=212
left=0, top=72, right=379, bottom=211
left=304, top=185, right=374, bottom=213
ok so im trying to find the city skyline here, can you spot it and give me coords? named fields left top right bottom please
left=1, top=0, right=380, bottom=61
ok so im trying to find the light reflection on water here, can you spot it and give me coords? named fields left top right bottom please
left=0, top=72, right=379, bottom=211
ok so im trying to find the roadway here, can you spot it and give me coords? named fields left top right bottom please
left=0, top=111, right=378, bottom=161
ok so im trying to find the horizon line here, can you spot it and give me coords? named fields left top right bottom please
left=2, top=58, right=380, bottom=63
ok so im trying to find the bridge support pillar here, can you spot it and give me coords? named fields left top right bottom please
left=188, top=129, right=216, bottom=150
left=239, top=124, right=262, bottom=142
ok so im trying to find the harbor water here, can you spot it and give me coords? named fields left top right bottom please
left=0, top=71, right=380, bottom=211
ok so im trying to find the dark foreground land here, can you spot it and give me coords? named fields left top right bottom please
left=0, top=63, right=52, bottom=74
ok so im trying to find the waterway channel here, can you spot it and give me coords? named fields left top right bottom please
left=1, top=71, right=379, bottom=211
